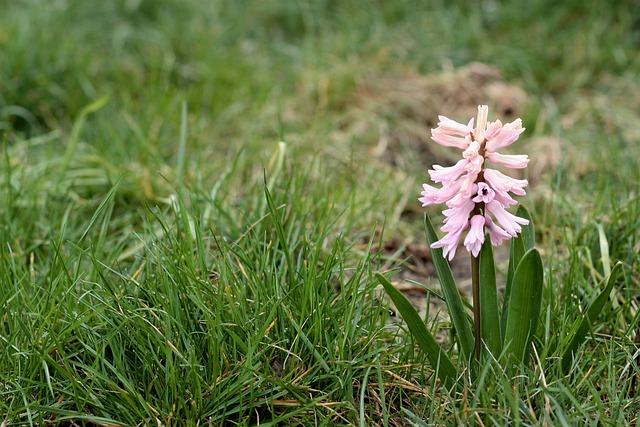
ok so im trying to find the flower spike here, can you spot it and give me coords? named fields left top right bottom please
left=421, top=105, right=529, bottom=260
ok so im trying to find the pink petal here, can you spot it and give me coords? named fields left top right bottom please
left=484, top=168, right=528, bottom=196
left=491, top=187, right=518, bottom=208
left=431, top=131, right=470, bottom=149
left=446, top=184, right=477, bottom=208
left=486, top=200, right=529, bottom=237
left=430, top=116, right=474, bottom=149
left=485, top=119, right=524, bottom=152
left=474, top=105, right=489, bottom=144
left=472, top=182, right=495, bottom=204
left=437, top=116, right=474, bottom=136
left=463, top=140, right=481, bottom=160
left=484, top=215, right=512, bottom=246
left=429, top=159, right=469, bottom=184
left=459, top=174, right=479, bottom=199
left=431, top=223, right=467, bottom=261
left=441, top=199, right=475, bottom=232
left=419, top=180, right=463, bottom=206
left=464, top=215, right=486, bottom=257
left=486, top=152, right=530, bottom=169
left=465, top=155, right=484, bottom=175
left=484, top=120, right=503, bottom=140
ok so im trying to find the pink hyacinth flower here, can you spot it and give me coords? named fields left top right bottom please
left=464, top=215, right=486, bottom=257
left=431, top=116, right=475, bottom=149
left=420, top=105, right=530, bottom=260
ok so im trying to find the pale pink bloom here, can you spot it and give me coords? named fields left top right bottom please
left=486, top=152, right=529, bottom=169
left=419, top=180, right=463, bottom=206
left=484, top=168, right=528, bottom=196
left=491, top=187, right=518, bottom=208
left=485, top=200, right=529, bottom=237
left=431, top=222, right=467, bottom=261
left=484, top=120, right=503, bottom=141
left=441, top=199, right=475, bottom=231
left=422, top=105, right=530, bottom=260
left=432, top=198, right=475, bottom=260
left=463, top=141, right=484, bottom=175
left=484, top=215, right=512, bottom=246
left=474, top=105, right=489, bottom=143
left=459, top=174, right=479, bottom=199
left=431, top=116, right=474, bottom=149
left=429, top=159, right=468, bottom=184
left=485, top=118, right=525, bottom=152
left=465, top=161, right=483, bottom=176
left=431, top=116, right=473, bottom=150
left=463, top=140, right=481, bottom=160
left=437, top=115, right=475, bottom=136
left=446, top=186, right=477, bottom=209
left=465, top=157, right=484, bottom=175
left=472, top=182, right=495, bottom=204
left=464, top=215, right=486, bottom=257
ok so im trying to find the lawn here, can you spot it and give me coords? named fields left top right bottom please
left=1, top=0, right=639, bottom=425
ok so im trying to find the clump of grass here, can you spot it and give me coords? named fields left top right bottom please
left=0, top=149, right=423, bottom=424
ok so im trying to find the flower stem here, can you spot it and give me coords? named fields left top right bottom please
left=470, top=106, right=487, bottom=361
left=471, top=252, right=481, bottom=360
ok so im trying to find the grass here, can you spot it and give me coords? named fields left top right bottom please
left=1, top=0, right=639, bottom=425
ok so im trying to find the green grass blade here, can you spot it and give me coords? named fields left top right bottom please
left=501, top=205, right=534, bottom=338
left=288, top=310, right=331, bottom=374
left=59, top=94, right=110, bottom=183
left=78, top=175, right=122, bottom=244
left=376, top=272, right=457, bottom=389
left=176, top=100, right=188, bottom=184
left=424, top=214, right=474, bottom=362
left=264, top=182, right=296, bottom=287
left=479, top=239, right=502, bottom=358
left=596, top=223, right=611, bottom=277
left=561, top=262, right=622, bottom=373
left=503, top=248, right=544, bottom=368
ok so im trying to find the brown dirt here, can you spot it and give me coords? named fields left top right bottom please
left=345, top=62, right=530, bottom=169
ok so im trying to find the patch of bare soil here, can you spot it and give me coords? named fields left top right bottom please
left=345, top=62, right=529, bottom=169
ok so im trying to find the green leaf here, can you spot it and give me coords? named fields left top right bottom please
left=424, top=214, right=474, bottom=362
left=479, top=239, right=502, bottom=358
left=503, top=248, right=544, bottom=368
left=501, top=205, right=534, bottom=338
left=517, top=205, right=535, bottom=252
left=561, top=262, right=622, bottom=373
left=376, top=272, right=457, bottom=388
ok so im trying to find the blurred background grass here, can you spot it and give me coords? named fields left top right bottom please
left=2, top=0, right=638, bottom=205
left=2, top=0, right=638, bottom=268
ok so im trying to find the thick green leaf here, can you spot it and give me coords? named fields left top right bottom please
left=424, top=214, right=474, bottom=362
left=561, top=262, right=622, bottom=373
left=501, top=206, right=534, bottom=338
left=503, top=248, right=544, bottom=368
left=376, top=273, right=457, bottom=388
left=517, top=205, right=535, bottom=252
left=502, top=238, right=524, bottom=338
left=479, top=239, right=502, bottom=358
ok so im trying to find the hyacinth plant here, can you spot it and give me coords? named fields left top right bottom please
left=422, top=105, right=537, bottom=366
left=376, top=106, right=621, bottom=388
